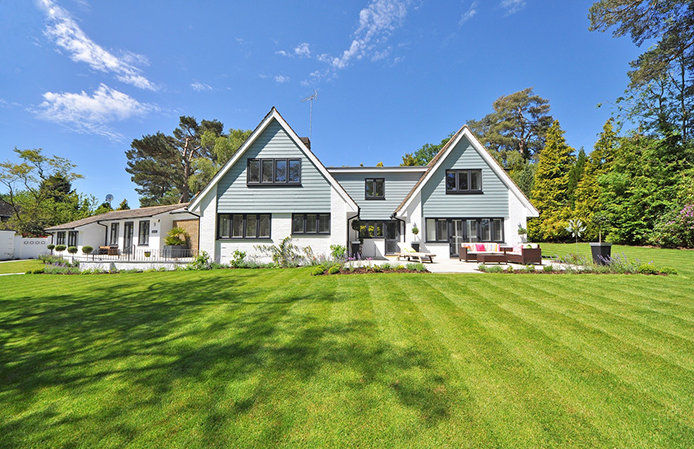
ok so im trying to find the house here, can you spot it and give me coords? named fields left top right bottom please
left=0, top=198, right=13, bottom=223
left=45, top=203, right=198, bottom=257
left=187, top=107, right=538, bottom=263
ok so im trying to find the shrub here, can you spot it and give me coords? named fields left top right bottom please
left=43, top=265, right=80, bottom=275
left=311, top=266, right=326, bottom=276
left=659, top=266, right=678, bottom=275
left=328, top=265, right=340, bottom=275
left=523, top=264, right=535, bottom=273
left=47, top=244, right=55, bottom=251
left=256, top=237, right=303, bottom=267
left=650, top=204, right=694, bottom=248
left=636, top=263, right=659, bottom=275
left=381, top=263, right=391, bottom=271
left=330, top=244, right=347, bottom=261
left=55, top=244, right=66, bottom=252
left=165, top=227, right=188, bottom=246
left=406, top=263, right=427, bottom=272
left=82, top=245, right=93, bottom=255
left=543, top=264, right=555, bottom=273
left=188, top=251, right=211, bottom=270
left=477, top=264, right=487, bottom=272
left=67, top=246, right=78, bottom=254
left=230, top=250, right=246, bottom=268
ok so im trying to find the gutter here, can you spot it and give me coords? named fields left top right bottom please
left=96, top=220, right=109, bottom=246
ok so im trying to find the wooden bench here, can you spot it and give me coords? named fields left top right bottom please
left=395, top=251, right=436, bottom=263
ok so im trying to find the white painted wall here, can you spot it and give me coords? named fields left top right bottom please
left=0, top=230, right=14, bottom=260
left=505, top=192, right=528, bottom=245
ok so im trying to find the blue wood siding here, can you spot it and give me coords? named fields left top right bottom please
left=332, top=171, right=422, bottom=220
left=421, top=135, right=508, bottom=217
left=217, top=119, right=332, bottom=213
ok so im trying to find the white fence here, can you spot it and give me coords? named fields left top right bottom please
left=0, top=230, right=51, bottom=260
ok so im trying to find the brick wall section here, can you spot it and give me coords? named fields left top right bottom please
left=173, top=219, right=200, bottom=253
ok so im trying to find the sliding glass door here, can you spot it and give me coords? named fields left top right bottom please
left=425, top=218, right=505, bottom=256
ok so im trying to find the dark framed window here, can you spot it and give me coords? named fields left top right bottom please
left=365, top=178, right=385, bottom=200
left=445, top=169, right=482, bottom=194
left=425, top=218, right=504, bottom=243
left=247, top=158, right=301, bottom=186
left=292, top=213, right=331, bottom=235
left=67, top=231, right=78, bottom=247
left=56, top=231, right=66, bottom=245
left=109, top=223, right=119, bottom=245
left=217, top=213, right=271, bottom=239
left=138, top=220, right=150, bottom=245
left=358, top=220, right=385, bottom=238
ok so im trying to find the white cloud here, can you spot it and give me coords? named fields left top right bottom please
left=37, top=0, right=156, bottom=90
left=294, top=42, right=311, bottom=57
left=274, top=75, right=290, bottom=83
left=34, top=83, right=152, bottom=139
left=459, top=1, right=478, bottom=25
left=329, top=0, right=411, bottom=70
left=500, top=0, right=526, bottom=15
left=190, top=82, right=212, bottom=91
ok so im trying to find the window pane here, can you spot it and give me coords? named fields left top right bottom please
left=110, top=224, right=119, bottom=245
left=375, top=222, right=384, bottom=237
left=275, top=160, right=287, bottom=183
left=480, top=219, right=491, bottom=241
left=232, top=214, right=244, bottom=237
left=138, top=221, right=149, bottom=245
left=259, top=215, right=271, bottom=238
left=318, top=214, right=330, bottom=233
left=446, top=172, right=456, bottom=191
left=375, top=179, right=384, bottom=198
left=365, top=180, right=374, bottom=198
left=492, top=219, right=502, bottom=242
left=219, top=215, right=230, bottom=238
left=246, top=214, right=257, bottom=238
left=306, top=214, right=317, bottom=233
left=468, top=220, right=478, bottom=242
left=459, top=171, right=469, bottom=190
left=436, top=220, right=448, bottom=242
left=292, top=214, right=304, bottom=233
left=470, top=170, right=481, bottom=190
left=68, top=231, right=77, bottom=246
left=288, top=160, right=301, bottom=183
left=426, top=219, right=436, bottom=241
left=262, top=160, right=274, bottom=183
left=248, top=160, right=260, bottom=183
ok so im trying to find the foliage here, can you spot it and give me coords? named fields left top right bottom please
left=67, top=246, right=78, bottom=254
left=126, top=116, right=251, bottom=205
left=54, top=245, right=66, bottom=252
left=328, top=265, right=341, bottom=275
left=0, top=148, right=92, bottom=235
left=650, top=203, right=694, bottom=248
left=529, top=121, right=575, bottom=241
left=401, top=133, right=454, bottom=166
left=411, top=224, right=419, bottom=235
left=310, top=266, right=325, bottom=276
left=256, top=236, right=303, bottom=267
left=81, top=245, right=93, bottom=255
left=330, top=244, right=346, bottom=261
left=164, top=227, right=188, bottom=246
left=116, top=199, right=130, bottom=210
left=467, top=88, right=553, bottom=162
left=230, top=250, right=246, bottom=268
left=47, top=244, right=55, bottom=251
left=188, top=251, right=212, bottom=270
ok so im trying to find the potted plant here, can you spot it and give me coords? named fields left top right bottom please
left=411, top=223, right=420, bottom=252
left=144, top=250, right=151, bottom=258
left=517, top=224, right=528, bottom=243
left=590, top=213, right=612, bottom=265
left=164, top=227, right=189, bottom=258
left=47, top=244, right=55, bottom=255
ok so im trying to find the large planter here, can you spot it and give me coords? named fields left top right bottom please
left=163, top=245, right=188, bottom=258
left=411, top=242, right=420, bottom=252
left=590, top=242, right=612, bottom=265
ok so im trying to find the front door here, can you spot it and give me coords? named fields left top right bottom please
left=123, top=222, right=134, bottom=254
left=385, top=221, right=400, bottom=254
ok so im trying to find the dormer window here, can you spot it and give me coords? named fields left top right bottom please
left=247, top=158, right=301, bottom=186
left=446, top=169, right=482, bottom=194
left=365, top=178, right=385, bottom=200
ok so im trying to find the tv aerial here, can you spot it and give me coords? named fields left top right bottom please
left=301, top=90, right=318, bottom=139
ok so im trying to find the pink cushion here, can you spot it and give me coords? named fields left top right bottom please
left=476, top=243, right=486, bottom=252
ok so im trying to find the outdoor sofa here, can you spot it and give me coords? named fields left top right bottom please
left=503, top=244, right=542, bottom=265
left=458, top=243, right=542, bottom=265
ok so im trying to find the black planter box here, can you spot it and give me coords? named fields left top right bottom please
left=590, top=242, right=612, bottom=265
left=411, top=243, right=420, bottom=252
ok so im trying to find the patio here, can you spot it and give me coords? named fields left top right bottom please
left=346, top=256, right=571, bottom=274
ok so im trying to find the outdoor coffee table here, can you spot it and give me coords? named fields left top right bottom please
left=477, top=252, right=507, bottom=264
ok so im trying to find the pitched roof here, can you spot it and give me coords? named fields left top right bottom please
left=0, top=198, right=13, bottom=217
left=393, top=125, right=538, bottom=217
left=45, top=203, right=189, bottom=231
left=188, top=107, right=358, bottom=213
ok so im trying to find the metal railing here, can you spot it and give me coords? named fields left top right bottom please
left=74, top=245, right=198, bottom=262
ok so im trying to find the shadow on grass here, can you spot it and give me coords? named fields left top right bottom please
left=0, top=271, right=450, bottom=446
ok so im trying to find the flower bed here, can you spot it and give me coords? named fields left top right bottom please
left=312, top=262, right=428, bottom=276
left=477, top=253, right=677, bottom=275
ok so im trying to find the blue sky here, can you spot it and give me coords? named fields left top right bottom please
left=1, top=0, right=641, bottom=207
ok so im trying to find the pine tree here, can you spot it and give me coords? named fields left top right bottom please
left=117, top=199, right=130, bottom=210
left=573, top=119, right=618, bottom=239
left=567, top=147, right=586, bottom=207
left=529, top=120, right=575, bottom=240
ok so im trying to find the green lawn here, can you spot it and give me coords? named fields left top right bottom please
left=0, top=259, right=42, bottom=274
left=1, top=247, right=693, bottom=448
